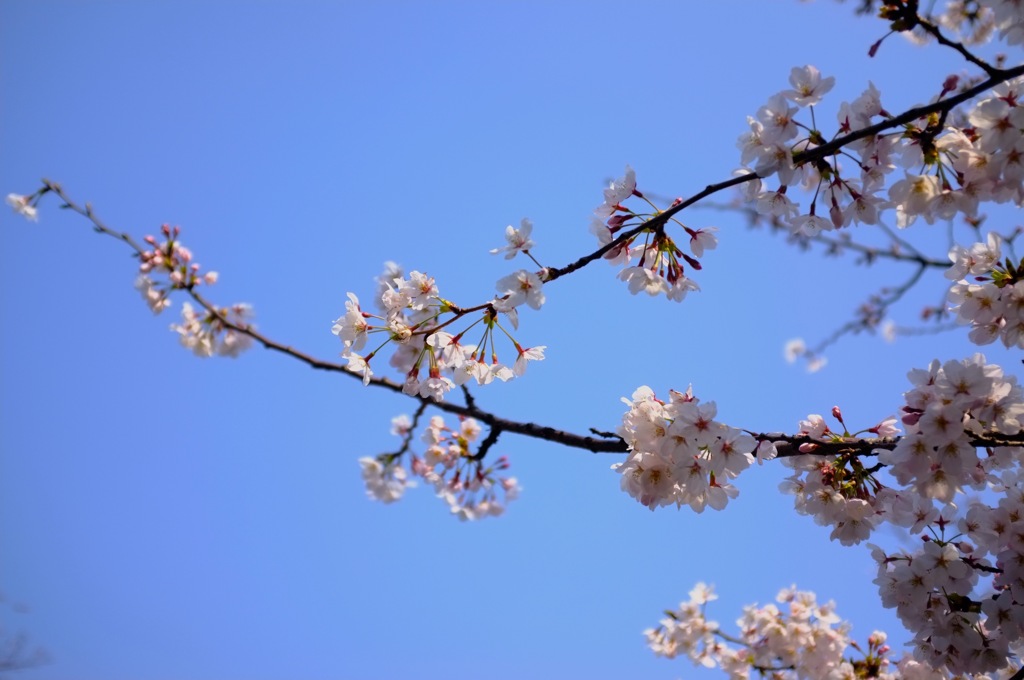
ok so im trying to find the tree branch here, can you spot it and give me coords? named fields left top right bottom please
left=39, top=179, right=1024, bottom=459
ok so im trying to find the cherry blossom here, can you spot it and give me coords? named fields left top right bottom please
left=594, top=164, right=636, bottom=218
left=783, top=64, right=836, bottom=107
left=6, top=193, right=38, bottom=222
left=171, top=302, right=254, bottom=358
left=490, top=218, right=535, bottom=259
left=495, top=269, right=545, bottom=310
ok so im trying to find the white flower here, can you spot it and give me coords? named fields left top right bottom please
left=495, top=270, right=545, bottom=310
left=345, top=352, right=374, bottom=385
left=783, top=65, right=836, bottom=107
left=359, top=457, right=411, bottom=504
left=784, top=338, right=806, bottom=363
left=688, top=227, right=718, bottom=257
left=6, top=193, right=38, bottom=222
left=595, top=165, right=636, bottom=217
left=134, top=275, right=171, bottom=314
left=512, top=345, right=546, bottom=377
left=490, top=218, right=535, bottom=259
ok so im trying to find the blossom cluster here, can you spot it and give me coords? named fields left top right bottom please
left=359, top=414, right=520, bottom=520
left=170, top=301, right=254, bottom=358
left=881, top=354, right=1024, bottom=501
left=646, top=582, right=909, bottom=679
left=739, top=65, right=1024, bottom=239
left=777, top=409, right=899, bottom=546
left=926, top=0, right=1024, bottom=46
left=771, top=355, right=1024, bottom=674
left=332, top=262, right=545, bottom=400
left=860, top=356, right=1024, bottom=675
left=946, top=231, right=1024, bottom=348
left=134, top=225, right=219, bottom=314
left=612, top=385, right=764, bottom=512
left=588, top=166, right=717, bottom=301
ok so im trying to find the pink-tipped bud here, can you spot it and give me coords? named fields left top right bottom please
left=832, top=406, right=844, bottom=423
left=901, top=410, right=922, bottom=427
left=942, top=74, right=959, bottom=95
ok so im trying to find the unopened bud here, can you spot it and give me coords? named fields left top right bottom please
left=829, top=203, right=844, bottom=229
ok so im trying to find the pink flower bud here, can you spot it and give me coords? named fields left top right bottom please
left=829, top=202, right=844, bottom=229
left=901, top=411, right=922, bottom=427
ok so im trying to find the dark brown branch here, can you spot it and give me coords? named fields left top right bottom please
left=765, top=431, right=1024, bottom=458
left=39, top=180, right=1024, bottom=459
left=545, top=63, right=1023, bottom=285
left=381, top=401, right=429, bottom=462
left=35, top=37, right=1024, bottom=464
left=907, top=7, right=1002, bottom=76
left=470, top=424, right=502, bottom=462
left=39, top=180, right=631, bottom=456
left=795, top=63, right=1024, bottom=165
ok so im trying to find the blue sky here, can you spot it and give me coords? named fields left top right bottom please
left=2, top=2, right=1022, bottom=679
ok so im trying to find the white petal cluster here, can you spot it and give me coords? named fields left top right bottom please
left=613, top=386, right=755, bottom=512
left=780, top=453, right=884, bottom=546
left=946, top=233, right=1024, bottom=347
left=739, top=69, right=1024, bottom=237
left=489, top=218, right=535, bottom=259
left=647, top=584, right=901, bottom=679
left=170, top=302, right=254, bottom=358
left=358, top=456, right=412, bottom=504
left=361, top=415, right=520, bottom=520
left=333, top=264, right=545, bottom=400
left=6, top=193, right=38, bottom=222
left=589, top=165, right=711, bottom=302
left=881, top=354, right=1024, bottom=501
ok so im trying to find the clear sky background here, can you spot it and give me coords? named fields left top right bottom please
left=2, top=2, right=1022, bottom=679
